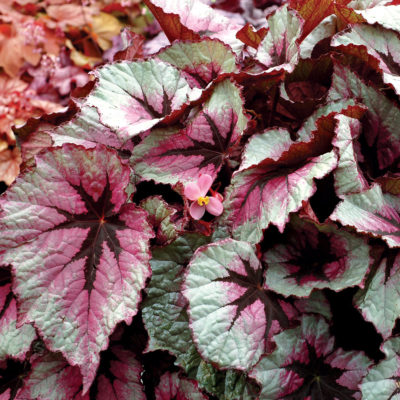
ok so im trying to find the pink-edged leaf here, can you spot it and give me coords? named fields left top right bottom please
left=140, top=195, right=184, bottom=245
left=15, top=352, right=89, bottom=400
left=83, top=59, right=197, bottom=142
left=221, top=125, right=337, bottom=244
left=332, top=114, right=369, bottom=196
left=255, top=5, right=303, bottom=74
left=332, top=24, right=400, bottom=96
left=263, top=216, right=371, bottom=297
left=155, top=371, right=208, bottom=400
left=156, top=39, right=238, bottom=88
left=0, top=144, right=153, bottom=393
left=355, top=251, right=400, bottom=339
left=331, top=184, right=400, bottom=247
left=96, top=345, right=145, bottom=400
left=0, top=276, right=36, bottom=361
left=142, top=0, right=243, bottom=52
left=184, top=239, right=296, bottom=371
left=361, top=336, right=400, bottom=400
left=328, top=62, right=400, bottom=171
left=132, top=79, right=248, bottom=185
left=250, top=315, right=372, bottom=399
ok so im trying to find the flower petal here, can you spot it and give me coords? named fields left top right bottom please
left=197, top=174, right=213, bottom=197
left=206, top=196, right=223, bottom=216
left=190, top=202, right=206, bottom=220
left=184, top=182, right=202, bottom=201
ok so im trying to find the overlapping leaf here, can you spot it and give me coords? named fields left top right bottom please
left=255, top=5, right=303, bottom=74
left=132, top=79, right=248, bottom=185
left=140, top=196, right=183, bottom=245
left=15, top=352, right=88, bottom=400
left=157, top=39, right=238, bottom=89
left=250, top=315, right=372, bottom=399
left=142, top=234, right=258, bottom=399
left=142, top=0, right=243, bottom=52
left=331, top=184, right=400, bottom=247
left=332, top=114, right=369, bottom=196
left=355, top=250, right=400, bottom=339
left=96, top=346, right=145, bottom=400
left=263, top=217, right=371, bottom=297
left=184, top=239, right=295, bottom=371
left=155, top=372, right=207, bottom=400
left=221, top=123, right=337, bottom=244
left=0, top=144, right=153, bottom=392
left=328, top=62, right=400, bottom=172
left=332, top=24, right=400, bottom=96
left=361, top=336, right=400, bottom=400
left=0, top=281, right=36, bottom=362
left=82, top=59, right=197, bottom=142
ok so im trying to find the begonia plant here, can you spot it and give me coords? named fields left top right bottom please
left=1, top=0, right=400, bottom=398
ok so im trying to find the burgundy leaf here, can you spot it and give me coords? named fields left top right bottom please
left=96, top=346, right=145, bottom=400
left=250, top=315, right=372, bottom=399
left=263, top=216, right=371, bottom=297
left=0, top=144, right=153, bottom=393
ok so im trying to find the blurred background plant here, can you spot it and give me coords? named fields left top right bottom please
left=0, top=0, right=153, bottom=187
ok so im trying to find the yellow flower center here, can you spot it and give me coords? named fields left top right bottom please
left=197, top=196, right=210, bottom=206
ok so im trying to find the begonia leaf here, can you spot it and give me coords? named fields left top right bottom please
left=140, top=196, right=183, bottom=245
left=15, top=352, right=88, bottom=400
left=263, top=217, right=371, bottom=297
left=355, top=251, right=400, bottom=339
left=131, top=79, right=248, bottom=185
left=332, top=114, right=369, bottom=196
left=255, top=5, right=303, bottom=74
left=157, top=39, right=238, bottom=88
left=142, top=234, right=257, bottom=399
left=0, top=281, right=36, bottom=362
left=353, top=5, right=400, bottom=33
left=82, top=59, right=196, bottom=142
left=332, top=24, right=400, bottom=96
left=361, top=336, right=400, bottom=400
left=0, top=144, right=153, bottom=393
left=46, top=106, right=133, bottom=151
left=377, top=173, right=400, bottom=195
left=298, top=15, right=336, bottom=59
left=250, top=315, right=372, bottom=399
left=155, top=372, right=207, bottom=400
left=236, top=24, right=268, bottom=49
left=184, top=239, right=295, bottom=371
left=142, top=234, right=210, bottom=372
left=331, top=184, right=400, bottom=247
left=328, top=62, right=400, bottom=171
left=221, top=125, right=337, bottom=243
left=142, top=0, right=243, bottom=52
left=95, top=345, right=145, bottom=400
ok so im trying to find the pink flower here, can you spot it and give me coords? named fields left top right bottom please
left=184, top=174, right=224, bottom=220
